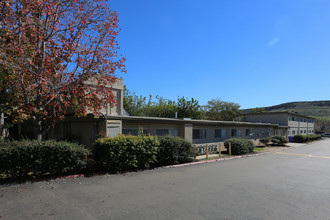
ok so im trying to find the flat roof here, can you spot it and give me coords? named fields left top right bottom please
left=106, top=115, right=287, bottom=128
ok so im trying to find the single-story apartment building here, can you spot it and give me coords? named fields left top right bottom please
left=49, top=114, right=288, bottom=148
left=46, top=78, right=288, bottom=147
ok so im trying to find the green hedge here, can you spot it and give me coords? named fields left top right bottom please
left=259, top=137, right=271, bottom=145
left=224, top=138, right=255, bottom=155
left=93, top=135, right=159, bottom=172
left=270, top=135, right=288, bottom=146
left=293, top=134, right=322, bottom=143
left=0, top=140, right=89, bottom=178
left=157, top=136, right=193, bottom=166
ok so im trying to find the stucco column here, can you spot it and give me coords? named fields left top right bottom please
left=184, top=123, right=193, bottom=143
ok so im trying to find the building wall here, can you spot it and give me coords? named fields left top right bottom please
left=91, top=78, right=124, bottom=117
left=122, top=121, right=185, bottom=139
left=192, top=125, right=276, bottom=144
left=287, top=114, right=315, bottom=136
left=243, top=113, right=315, bottom=136
left=242, top=114, right=289, bottom=126
left=49, top=118, right=103, bottom=148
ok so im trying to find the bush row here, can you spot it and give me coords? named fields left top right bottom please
left=0, top=136, right=194, bottom=178
left=93, top=135, right=194, bottom=172
left=259, top=135, right=288, bottom=146
left=224, top=138, right=255, bottom=155
left=0, top=139, right=89, bottom=178
left=293, top=134, right=322, bottom=143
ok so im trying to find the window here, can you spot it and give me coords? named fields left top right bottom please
left=169, top=129, right=178, bottom=136
left=292, top=130, right=296, bottom=135
left=288, top=130, right=290, bottom=135
left=245, top=129, right=251, bottom=136
left=123, top=128, right=148, bottom=136
left=193, top=129, right=206, bottom=139
left=215, top=129, right=222, bottom=138
left=231, top=129, right=241, bottom=137
left=156, top=129, right=168, bottom=136
left=214, top=129, right=226, bottom=138
left=231, top=129, right=237, bottom=137
left=260, top=129, right=265, bottom=136
left=221, top=129, right=227, bottom=138
left=304, top=130, right=306, bottom=134
left=156, top=128, right=178, bottom=136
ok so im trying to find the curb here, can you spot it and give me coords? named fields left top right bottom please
left=162, top=142, right=309, bottom=169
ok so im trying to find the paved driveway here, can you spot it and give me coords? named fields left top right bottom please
left=2, top=139, right=330, bottom=219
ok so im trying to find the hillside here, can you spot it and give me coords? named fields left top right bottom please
left=245, top=101, right=330, bottom=132
left=251, top=101, right=330, bottom=118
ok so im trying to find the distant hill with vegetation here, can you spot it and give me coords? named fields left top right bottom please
left=262, top=101, right=330, bottom=118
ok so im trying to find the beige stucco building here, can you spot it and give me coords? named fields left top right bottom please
left=241, top=112, right=315, bottom=137
left=48, top=79, right=291, bottom=148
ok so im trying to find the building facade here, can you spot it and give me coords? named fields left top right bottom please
left=241, top=112, right=315, bottom=137
left=49, top=79, right=290, bottom=147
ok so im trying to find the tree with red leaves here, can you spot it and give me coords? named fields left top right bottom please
left=0, top=0, right=126, bottom=140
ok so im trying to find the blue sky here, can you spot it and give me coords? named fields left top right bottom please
left=110, top=0, right=330, bottom=109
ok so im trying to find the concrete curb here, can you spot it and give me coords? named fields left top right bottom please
left=162, top=142, right=309, bottom=169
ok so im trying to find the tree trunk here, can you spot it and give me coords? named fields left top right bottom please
left=33, top=115, right=42, bottom=140
left=0, top=108, right=4, bottom=139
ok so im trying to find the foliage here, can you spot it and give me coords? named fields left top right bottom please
left=293, top=134, right=322, bottom=143
left=0, top=139, right=89, bottom=178
left=157, top=136, right=193, bottom=166
left=315, top=117, right=330, bottom=133
left=0, top=0, right=126, bottom=139
left=257, top=101, right=330, bottom=118
left=270, top=135, right=288, bottom=146
left=259, top=137, right=271, bottom=145
left=204, top=98, right=241, bottom=121
left=123, top=87, right=205, bottom=119
left=224, top=138, right=255, bottom=155
left=248, top=107, right=267, bottom=114
left=176, top=97, right=205, bottom=119
left=93, top=135, right=159, bottom=172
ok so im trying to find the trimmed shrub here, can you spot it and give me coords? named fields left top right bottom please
left=306, top=134, right=322, bottom=141
left=270, top=135, right=288, bottom=146
left=259, top=137, right=271, bottom=146
left=93, top=135, right=159, bottom=172
left=293, top=134, right=307, bottom=143
left=293, top=134, right=322, bottom=143
left=224, top=138, right=255, bottom=155
left=157, top=136, right=193, bottom=166
left=0, top=139, right=89, bottom=178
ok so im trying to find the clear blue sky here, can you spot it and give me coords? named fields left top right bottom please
left=110, top=0, right=330, bottom=109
